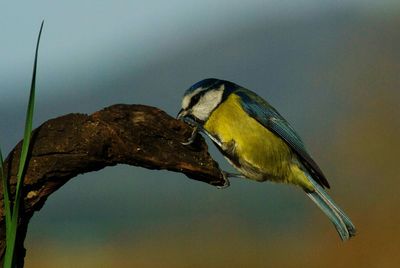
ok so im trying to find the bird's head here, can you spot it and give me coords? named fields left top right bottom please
left=177, top=78, right=235, bottom=125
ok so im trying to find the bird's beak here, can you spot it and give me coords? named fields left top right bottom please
left=177, top=109, right=186, bottom=120
left=177, top=109, right=198, bottom=126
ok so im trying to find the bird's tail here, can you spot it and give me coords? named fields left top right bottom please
left=305, top=173, right=356, bottom=241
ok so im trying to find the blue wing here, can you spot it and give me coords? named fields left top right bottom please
left=234, top=88, right=330, bottom=189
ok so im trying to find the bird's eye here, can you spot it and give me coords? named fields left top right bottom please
left=189, top=94, right=201, bottom=108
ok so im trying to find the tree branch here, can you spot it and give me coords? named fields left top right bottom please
left=0, top=104, right=225, bottom=266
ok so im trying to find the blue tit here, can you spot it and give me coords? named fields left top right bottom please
left=177, top=78, right=356, bottom=240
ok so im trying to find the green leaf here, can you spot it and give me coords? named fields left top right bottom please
left=0, top=146, right=12, bottom=238
left=3, top=20, right=44, bottom=268
left=13, top=20, right=44, bottom=209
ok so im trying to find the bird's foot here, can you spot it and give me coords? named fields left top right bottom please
left=213, top=171, right=231, bottom=189
left=181, top=126, right=199, bottom=145
left=214, top=171, right=247, bottom=189
left=222, top=172, right=246, bottom=179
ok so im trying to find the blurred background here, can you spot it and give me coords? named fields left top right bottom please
left=1, top=0, right=400, bottom=267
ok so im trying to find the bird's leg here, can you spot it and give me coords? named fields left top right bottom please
left=181, top=125, right=199, bottom=145
left=213, top=171, right=247, bottom=189
left=223, top=172, right=246, bottom=179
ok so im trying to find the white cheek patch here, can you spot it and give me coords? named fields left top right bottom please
left=191, top=85, right=224, bottom=121
left=181, top=87, right=204, bottom=109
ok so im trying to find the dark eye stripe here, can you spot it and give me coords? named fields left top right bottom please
left=188, top=94, right=201, bottom=108
left=185, top=79, right=224, bottom=107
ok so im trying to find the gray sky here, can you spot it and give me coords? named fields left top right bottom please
left=1, top=1, right=398, bottom=98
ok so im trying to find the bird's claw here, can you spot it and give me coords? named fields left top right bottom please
left=214, top=171, right=231, bottom=189
left=181, top=126, right=199, bottom=146
left=214, top=171, right=246, bottom=189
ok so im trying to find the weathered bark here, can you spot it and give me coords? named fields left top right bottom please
left=0, top=104, right=225, bottom=266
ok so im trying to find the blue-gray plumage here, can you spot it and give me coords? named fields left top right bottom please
left=177, top=78, right=356, bottom=240
left=234, top=88, right=330, bottom=189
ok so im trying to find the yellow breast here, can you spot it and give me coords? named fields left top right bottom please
left=204, top=93, right=294, bottom=182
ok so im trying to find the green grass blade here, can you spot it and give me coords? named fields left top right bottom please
left=13, top=20, right=44, bottom=204
left=3, top=20, right=44, bottom=268
left=0, top=147, right=12, bottom=234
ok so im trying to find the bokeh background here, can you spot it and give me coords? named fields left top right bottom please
left=1, top=1, right=400, bottom=267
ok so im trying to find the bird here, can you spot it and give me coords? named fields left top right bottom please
left=177, top=78, right=356, bottom=240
